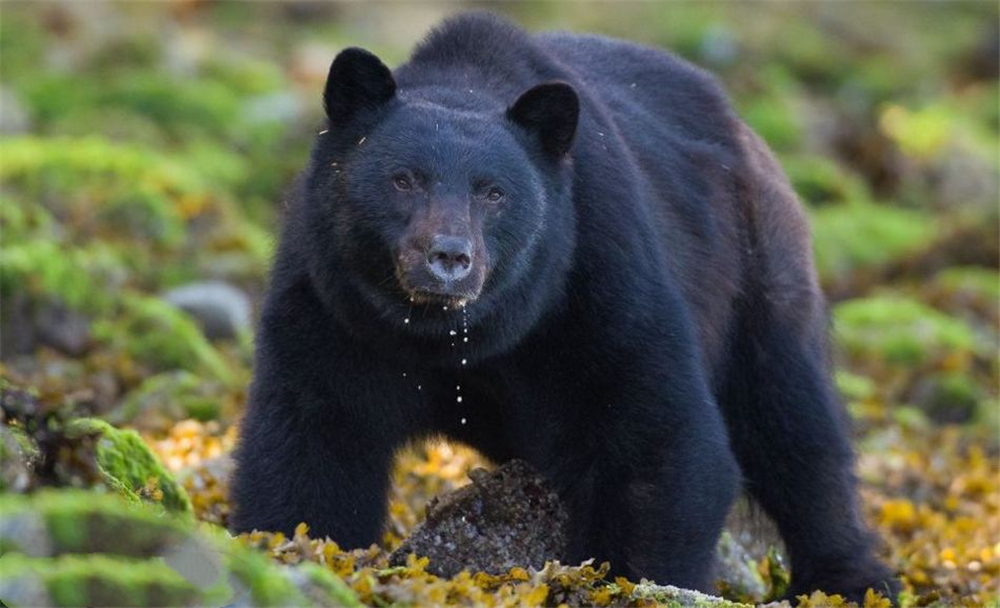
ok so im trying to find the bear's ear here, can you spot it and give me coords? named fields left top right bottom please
left=507, top=82, right=579, bottom=157
left=323, top=48, right=396, bottom=126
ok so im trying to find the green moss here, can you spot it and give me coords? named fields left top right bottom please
left=227, top=543, right=311, bottom=607
left=66, top=419, right=192, bottom=514
left=0, top=491, right=364, bottom=607
left=0, top=196, right=54, bottom=244
left=810, top=202, right=937, bottom=285
left=737, top=66, right=804, bottom=151
left=781, top=155, right=872, bottom=207
left=21, top=73, right=243, bottom=142
left=199, top=56, right=286, bottom=95
left=111, top=371, right=223, bottom=428
left=835, top=370, right=877, bottom=402
left=0, top=135, right=209, bottom=200
left=834, top=295, right=976, bottom=367
left=0, top=240, right=126, bottom=314
left=0, top=136, right=204, bottom=245
left=93, top=295, right=233, bottom=384
left=0, top=7, right=46, bottom=85
left=933, top=266, right=1000, bottom=303
left=1, top=490, right=190, bottom=556
left=1, top=554, right=206, bottom=607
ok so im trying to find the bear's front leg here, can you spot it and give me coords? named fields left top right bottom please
left=558, top=405, right=740, bottom=592
left=229, top=283, right=420, bottom=543
left=230, top=373, right=400, bottom=543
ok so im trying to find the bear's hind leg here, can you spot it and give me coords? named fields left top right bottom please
left=718, top=305, right=898, bottom=603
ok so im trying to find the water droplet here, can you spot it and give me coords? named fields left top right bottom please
left=402, top=373, right=407, bottom=378
left=404, top=318, right=410, bottom=324
left=417, top=385, right=422, bottom=390
left=456, top=385, right=461, bottom=391
left=456, top=396, right=463, bottom=403
left=461, top=359, right=467, bottom=366
left=463, top=337, right=468, bottom=343
left=461, top=417, right=467, bottom=425
left=443, top=306, right=449, bottom=311
left=449, top=330, right=457, bottom=336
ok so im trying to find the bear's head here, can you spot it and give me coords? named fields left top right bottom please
left=298, top=47, right=578, bottom=345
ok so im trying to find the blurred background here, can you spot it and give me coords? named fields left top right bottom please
left=0, top=2, right=997, bottom=607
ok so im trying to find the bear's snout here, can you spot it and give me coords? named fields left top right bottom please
left=426, top=235, right=473, bottom=283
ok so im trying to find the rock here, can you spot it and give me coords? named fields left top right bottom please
left=34, top=301, right=92, bottom=357
left=0, top=295, right=92, bottom=359
left=391, top=459, right=775, bottom=603
left=716, top=531, right=768, bottom=602
left=0, top=86, right=32, bottom=135
left=631, top=582, right=751, bottom=608
left=390, top=459, right=569, bottom=577
left=911, top=372, right=980, bottom=425
left=163, top=281, right=252, bottom=341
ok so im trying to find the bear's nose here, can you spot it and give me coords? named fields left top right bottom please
left=426, top=235, right=473, bottom=282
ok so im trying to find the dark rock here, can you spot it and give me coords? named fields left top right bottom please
left=34, top=302, right=92, bottom=357
left=0, top=295, right=92, bottom=359
left=163, top=281, right=251, bottom=341
left=390, top=460, right=773, bottom=601
left=389, top=460, right=569, bottom=577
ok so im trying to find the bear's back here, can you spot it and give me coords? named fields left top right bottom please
left=535, top=32, right=739, bottom=149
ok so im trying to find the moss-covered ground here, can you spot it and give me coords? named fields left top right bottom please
left=1, top=3, right=997, bottom=607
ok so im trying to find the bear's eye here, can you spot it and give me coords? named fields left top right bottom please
left=393, top=174, right=413, bottom=192
left=486, top=187, right=505, bottom=203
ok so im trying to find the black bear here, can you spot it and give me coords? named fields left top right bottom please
left=231, top=12, right=896, bottom=601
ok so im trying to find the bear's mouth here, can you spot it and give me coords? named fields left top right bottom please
left=394, top=261, right=483, bottom=309
left=408, top=289, right=470, bottom=308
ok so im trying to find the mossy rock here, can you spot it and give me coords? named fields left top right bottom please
left=911, top=372, right=982, bottom=425
left=0, top=490, right=360, bottom=608
left=93, top=294, right=234, bottom=384
left=1, top=490, right=190, bottom=557
left=932, top=267, right=1000, bottom=303
left=810, top=202, right=937, bottom=287
left=833, top=295, right=976, bottom=368
left=0, top=554, right=213, bottom=608
left=0, top=424, right=34, bottom=492
left=781, top=155, right=872, bottom=207
left=631, top=582, right=752, bottom=608
left=66, top=418, right=192, bottom=514
left=0, top=239, right=126, bottom=316
left=109, top=370, right=223, bottom=431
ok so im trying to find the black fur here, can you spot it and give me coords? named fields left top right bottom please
left=231, top=13, right=897, bottom=601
